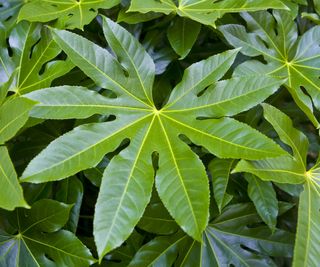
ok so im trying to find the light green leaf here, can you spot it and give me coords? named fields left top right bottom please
left=164, top=48, right=239, bottom=108
left=220, top=10, right=320, bottom=127
left=167, top=17, right=201, bottom=59
left=209, top=158, right=234, bottom=212
left=0, top=146, right=28, bottom=210
left=155, top=121, right=210, bottom=241
left=128, top=0, right=176, bottom=15
left=21, top=113, right=151, bottom=183
left=234, top=155, right=305, bottom=184
left=0, top=97, right=36, bottom=144
left=262, top=103, right=309, bottom=169
left=51, top=26, right=150, bottom=109
left=165, top=76, right=284, bottom=118
left=94, top=121, right=155, bottom=260
left=129, top=0, right=288, bottom=27
left=245, top=174, right=278, bottom=230
left=18, top=0, right=121, bottom=29
left=1, top=22, right=74, bottom=95
left=22, top=17, right=287, bottom=259
left=233, top=104, right=307, bottom=184
left=293, top=170, right=320, bottom=267
left=25, top=86, right=136, bottom=119
left=102, top=17, right=155, bottom=106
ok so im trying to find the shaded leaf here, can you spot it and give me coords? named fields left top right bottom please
left=0, top=146, right=28, bottom=210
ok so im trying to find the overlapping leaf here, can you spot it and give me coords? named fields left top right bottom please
left=22, top=16, right=286, bottom=260
left=128, top=0, right=288, bottom=27
left=0, top=199, right=95, bottom=266
left=220, top=10, right=320, bottom=127
left=208, top=158, right=234, bottom=212
left=234, top=104, right=320, bottom=266
left=0, top=21, right=74, bottom=95
left=18, top=0, right=121, bottom=29
left=0, top=146, right=28, bottom=210
left=129, top=203, right=294, bottom=267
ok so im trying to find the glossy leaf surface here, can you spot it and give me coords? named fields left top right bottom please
left=0, top=199, right=95, bottom=266
left=22, top=16, right=286, bottom=260
left=220, top=10, right=320, bottom=127
left=18, top=0, right=121, bottom=29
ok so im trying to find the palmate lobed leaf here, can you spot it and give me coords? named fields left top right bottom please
left=129, top=203, right=294, bottom=267
left=220, top=10, right=320, bottom=127
left=0, top=21, right=74, bottom=95
left=18, top=0, right=121, bottom=30
left=233, top=104, right=320, bottom=266
left=0, top=199, right=95, bottom=266
left=22, top=16, right=287, bottom=260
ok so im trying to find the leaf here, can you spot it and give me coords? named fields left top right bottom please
left=1, top=22, right=74, bottom=95
left=234, top=104, right=308, bottom=184
left=128, top=232, right=186, bottom=267
left=293, top=166, right=320, bottom=266
left=208, top=158, right=234, bottom=212
left=219, top=10, right=320, bottom=127
left=245, top=174, right=278, bottom=231
left=22, top=17, right=286, bottom=259
left=0, top=146, right=29, bottom=210
left=167, top=17, right=201, bottom=59
left=314, top=0, right=320, bottom=14
left=55, top=177, right=83, bottom=233
left=0, top=97, right=36, bottom=144
left=129, top=203, right=294, bottom=267
left=18, top=0, right=121, bottom=29
left=25, top=86, right=120, bottom=119
left=200, top=204, right=293, bottom=267
left=232, top=104, right=320, bottom=266
left=129, top=0, right=288, bottom=27
left=0, top=199, right=95, bottom=266
left=0, top=0, right=23, bottom=22
left=138, top=202, right=178, bottom=235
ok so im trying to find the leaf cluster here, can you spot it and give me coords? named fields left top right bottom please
left=0, top=0, right=319, bottom=266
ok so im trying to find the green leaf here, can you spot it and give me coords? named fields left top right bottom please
left=102, top=17, right=155, bottom=106
left=245, top=174, right=278, bottom=231
left=234, top=104, right=308, bottom=184
left=130, top=203, right=294, bottom=267
left=0, top=97, right=36, bottom=144
left=293, top=168, right=320, bottom=266
left=128, top=232, right=186, bottom=267
left=0, top=0, right=23, bottom=22
left=18, top=0, right=121, bottom=29
left=1, top=22, right=74, bottom=95
left=314, top=0, right=320, bottom=14
left=167, top=17, right=201, bottom=59
left=208, top=158, right=234, bottom=212
left=22, top=17, right=287, bottom=259
left=0, top=146, right=29, bottom=210
left=55, top=177, right=83, bottom=233
left=138, top=202, right=178, bottom=235
left=129, top=0, right=288, bottom=27
left=0, top=199, right=95, bottom=266
left=94, top=122, right=155, bottom=259
left=220, top=10, right=320, bottom=127
left=201, top=205, right=293, bottom=266
left=25, top=86, right=124, bottom=119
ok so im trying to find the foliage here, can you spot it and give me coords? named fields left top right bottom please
left=0, top=0, right=319, bottom=266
